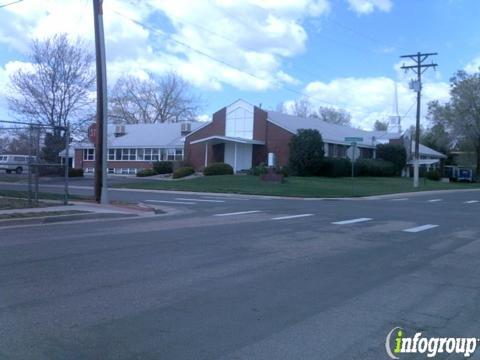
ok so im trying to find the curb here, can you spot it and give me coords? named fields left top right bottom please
left=0, top=212, right=137, bottom=228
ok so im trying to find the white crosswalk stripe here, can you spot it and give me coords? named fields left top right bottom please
left=427, top=199, right=443, bottom=202
left=176, top=198, right=225, bottom=203
left=464, top=200, right=479, bottom=204
left=145, top=200, right=196, bottom=205
left=332, top=218, right=372, bottom=225
left=403, top=224, right=439, bottom=233
left=391, top=198, right=409, bottom=201
left=214, top=210, right=262, bottom=217
left=271, top=214, right=314, bottom=221
left=202, top=197, right=250, bottom=201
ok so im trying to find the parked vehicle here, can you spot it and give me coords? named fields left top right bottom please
left=0, top=154, right=37, bottom=174
left=443, top=165, right=474, bottom=182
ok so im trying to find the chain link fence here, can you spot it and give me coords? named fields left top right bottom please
left=0, top=120, right=70, bottom=207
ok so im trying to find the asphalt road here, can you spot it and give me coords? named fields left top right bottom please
left=1, top=184, right=480, bottom=359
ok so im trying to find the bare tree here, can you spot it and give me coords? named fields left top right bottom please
left=277, top=99, right=352, bottom=126
left=109, top=72, right=200, bottom=124
left=6, top=34, right=95, bottom=161
left=7, top=34, right=95, bottom=135
left=276, top=98, right=313, bottom=118
left=314, top=106, right=352, bottom=126
left=373, top=120, right=388, bottom=131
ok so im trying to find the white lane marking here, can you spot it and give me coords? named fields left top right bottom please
left=176, top=198, right=225, bottom=203
left=391, top=198, right=409, bottom=201
left=271, top=214, right=314, bottom=221
left=145, top=200, right=196, bottom=205
left=403, top=224, right=439, bottom=233
left=214, top=210, right=262, bottom=217
left=464, top=200, right=479, bottom=204
left=332, top=218, right=372, bottom=225
left=202, top=197, right=250, bottom=201
left=427, top=199, right=443, bottom=202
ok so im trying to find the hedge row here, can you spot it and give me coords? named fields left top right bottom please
left=203, top=163, right=233, bottom=176
left=173, top=166, right=195, bottom=179
left=317, top=158, right=396, bottom=177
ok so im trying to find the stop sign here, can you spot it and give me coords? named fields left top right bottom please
left=88, top=123, right=97, bottom=144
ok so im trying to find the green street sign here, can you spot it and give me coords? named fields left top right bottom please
left=345, top=137, right=363, bottom=143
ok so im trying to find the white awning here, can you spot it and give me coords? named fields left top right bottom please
left=407, top=159, right=440, bottom=166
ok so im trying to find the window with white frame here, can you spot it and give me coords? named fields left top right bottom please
left=137, top=148, right=144, bottom=161
left=144, top=148, right=152, bottom=161
left=175, top=148, right=183, bottom=160
left=105, top=148, right=183, bottom=161
left=167, top=149, right=175, bottom=161
left=152, top=149, right=159, bottom=161
left=83, top=148, right=95, bottom=161
left=225, top=106, right=253, bottom=139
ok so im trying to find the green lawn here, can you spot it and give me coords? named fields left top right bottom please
left=114, top=175, right=480, bottom=198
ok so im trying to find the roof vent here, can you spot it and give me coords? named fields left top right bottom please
left=114, top=124, right=126, bottom=137
left=181, top=122, right=192, bottom=136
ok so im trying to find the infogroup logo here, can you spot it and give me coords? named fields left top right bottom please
left=385, top=327, right=478, bottom=359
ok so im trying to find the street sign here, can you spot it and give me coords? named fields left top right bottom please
left=346, top=145, right=360, bottom=161
left=345, top=137, right=363, bottom=143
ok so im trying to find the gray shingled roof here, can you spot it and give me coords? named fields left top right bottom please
left=70, top=122, right=203, bottom=150
left=267, top=111, right=401, bottom=148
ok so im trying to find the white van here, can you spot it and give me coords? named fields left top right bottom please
left=0, top=155, right=37, bottom=174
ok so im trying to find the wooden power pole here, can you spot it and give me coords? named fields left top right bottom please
left=400, top=52, right=438, bottom=188
left=93, top=0, right=109, bottom=204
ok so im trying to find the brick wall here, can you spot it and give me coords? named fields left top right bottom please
left=185, top=107, right=226, bottom=170
left=265, top=122, right=294, bottom=167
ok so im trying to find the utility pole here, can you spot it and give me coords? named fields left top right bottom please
left=400, top=52, right=438, bottom=188
left=93, top=0, right=109, bottom=204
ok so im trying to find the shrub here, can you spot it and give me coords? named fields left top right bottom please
left=355, top=159, right=396, bottom=177
left=153, top=161, right=173, bottom=174
left=248, top=163, right=267, bottom=176
left=276, top=166, right=289, bottom=177
left=319, top=157, right=351, bottom=177
left=204, top=162, right=234, bottom=176
left=288, top=129, right=324, bottom=176
left=38, top=165, right=63, bottom=177
left=426, top=169, right=441, bottom=181
left=136, top=169, right=157, bottom=177
left=68, top=168, right=84, bottom=177
left=376, top=144, right=407, bottom=175
left=173, top=166, right=195, bottom=179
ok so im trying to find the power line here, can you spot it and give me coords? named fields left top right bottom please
left=122, top=0, right=336, bottom=81
left=112, top=10, right=349, bottom=110
left=0, top=0, right=24, bottom=9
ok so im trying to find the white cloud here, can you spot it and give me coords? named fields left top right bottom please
left=0, top=0, right=332, bottom=93
left=347, top=0, right=393, bottom=15
left=301, top=76, right=449, bottom=130
left=464, top=56, right=480, bottom=74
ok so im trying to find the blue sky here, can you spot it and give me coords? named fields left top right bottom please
left=1, top=0, right=479, bottom=130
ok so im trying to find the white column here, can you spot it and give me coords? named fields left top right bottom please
left=204, top=143, right=208, bottom=167
left=234, top=143, right=237, bottom=173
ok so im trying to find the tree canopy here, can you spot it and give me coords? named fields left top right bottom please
left=288, top=129, right=325, bottom=176
left=109, top=72, right=201, bottom=124
left=428, top=70, right=480, bottom=177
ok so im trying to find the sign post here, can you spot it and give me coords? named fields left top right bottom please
left=345, top=137, right=363, bottom=197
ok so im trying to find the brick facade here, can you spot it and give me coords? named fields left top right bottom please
left=185, top=107, right=227, bottom=170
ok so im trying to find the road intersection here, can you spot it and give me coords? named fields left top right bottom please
left=1, top=183, right=480, bottom=359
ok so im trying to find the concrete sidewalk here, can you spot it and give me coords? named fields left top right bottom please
left=0, top=201, right=160, bottom=228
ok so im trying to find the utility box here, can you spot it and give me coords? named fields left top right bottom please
left=267, top=152, right=276, bottom=168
